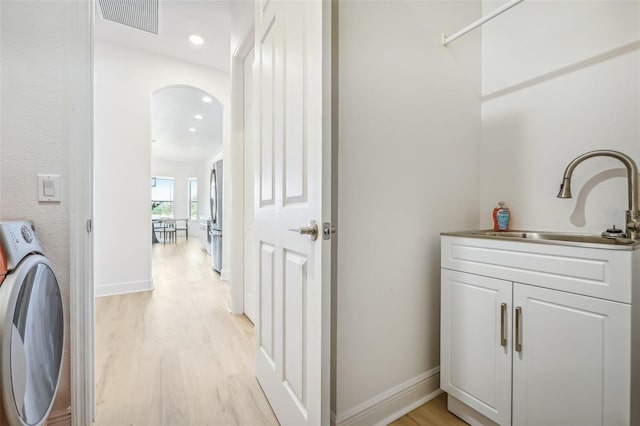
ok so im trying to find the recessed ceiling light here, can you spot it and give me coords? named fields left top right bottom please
left=189, top=34, right=204, bottom=45
left=202, top=96, right=212, bottom=103
left=194, top=114, right=203, bottom=120
left=189, top=128, right=197, bottom=133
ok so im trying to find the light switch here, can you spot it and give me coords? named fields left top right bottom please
left=38, top=174, right=61, bottom=202
left=43, top=179, right=55, bottom=196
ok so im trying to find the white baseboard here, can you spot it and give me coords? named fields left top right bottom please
left=95, top=279, right=153, bottom=297
left=334, top=367, right=441, bottom=426
left=220, top=269, right=230, bottom=281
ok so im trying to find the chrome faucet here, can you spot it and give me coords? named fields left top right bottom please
left=557, top=150, right=640, bottom=240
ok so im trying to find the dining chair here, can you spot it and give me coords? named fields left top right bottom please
left=175, top=219, right=189, bottom=241
left=152, top=220, right=164, bottom=244
left=163, top=219, right=177, bottom=244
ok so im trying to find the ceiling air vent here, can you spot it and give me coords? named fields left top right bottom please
left=98, top=0, right=159, bottom=35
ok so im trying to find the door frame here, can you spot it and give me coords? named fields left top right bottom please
left=321, top=1, right=338, bottom=422
left=70, top=4, right=251, bottom=421
left=229, top=27, right=256, bottom=316
left=70, top=0, right=95, bottom=425
left=70, top=1, right=336, bottom=424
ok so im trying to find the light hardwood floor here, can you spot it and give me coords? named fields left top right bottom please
left=391, top=394, right=467, bottom=426
left=95, top=239, right=278, bottom=425
left=95, top=238, right=465, bottom=426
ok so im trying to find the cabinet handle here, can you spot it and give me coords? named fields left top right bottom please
left=500, top=303, right=507, bottom=347
left=515, top=306, right=522, bottom=352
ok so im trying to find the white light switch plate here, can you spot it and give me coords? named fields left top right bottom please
left=38, top=174, right=61, bottom=202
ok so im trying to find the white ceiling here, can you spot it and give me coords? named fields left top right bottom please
left=151, top=86, right=223, bottom=162
left=95, top=0, right=231, bottom=72
left=95, top=0, right=230, bottom=162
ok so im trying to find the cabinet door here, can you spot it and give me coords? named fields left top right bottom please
left=441, top=269, right=512, bottom=425
left=513, top=284, right=630, bottom=426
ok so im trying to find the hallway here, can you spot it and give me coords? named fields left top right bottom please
left=95, top=239, right=278, bottom=425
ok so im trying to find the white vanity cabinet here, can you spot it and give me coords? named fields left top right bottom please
left=441, top=269, right=513, bottom=425
left=440, top=235, right=638, bottom=426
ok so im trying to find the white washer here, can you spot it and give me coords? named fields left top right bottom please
left=0, top=221, right=63, bottom=426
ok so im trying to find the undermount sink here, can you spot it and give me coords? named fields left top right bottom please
left=442, top=230, right=640, bottom=250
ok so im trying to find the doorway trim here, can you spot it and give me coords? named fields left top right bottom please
left=70, top=0, right=95, bottom=425
left=229, top=26, right=255, bottom=316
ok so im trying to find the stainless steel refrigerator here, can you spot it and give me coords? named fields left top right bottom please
left=210, top=160, right=223, bottom=272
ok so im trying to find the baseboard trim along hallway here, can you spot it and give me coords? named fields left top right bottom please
left=94, top=279, right=153, bottom=297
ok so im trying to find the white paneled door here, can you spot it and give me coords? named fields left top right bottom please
left=254, top=0, right=330, bottom=425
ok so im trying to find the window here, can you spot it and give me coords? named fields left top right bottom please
left=188, top=178, right=198, bottom=220
left=151, top=177, right=174, bottom=218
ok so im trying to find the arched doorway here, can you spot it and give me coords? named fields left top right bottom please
left=150, top=85, right=223, bottom=262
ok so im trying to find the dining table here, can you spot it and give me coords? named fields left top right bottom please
left=152, top=218, right=188, bottom=243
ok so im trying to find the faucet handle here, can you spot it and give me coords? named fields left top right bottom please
left=602, top=225, right=624, bottom=239
left=625, top=210, right=640, bottom=240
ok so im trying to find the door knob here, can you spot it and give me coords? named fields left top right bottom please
left=289, top=221, right=318, bottom=241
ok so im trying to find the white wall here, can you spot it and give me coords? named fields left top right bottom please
left=0, top=0, right=84, bottom=422
left=94, top=40, right=229, bottom=297
left=480, top=1, right=640, bottom=233
left=335, top=1, right=481, bottom=422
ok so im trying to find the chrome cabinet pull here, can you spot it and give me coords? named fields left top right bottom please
left=515, top=306, right=522, bottom=352
left=500, top=303, right=507, bottom=347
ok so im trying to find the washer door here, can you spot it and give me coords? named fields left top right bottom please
left=1, top=256, right=63, bottom=426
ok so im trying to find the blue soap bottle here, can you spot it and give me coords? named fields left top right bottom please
left=493, top=202, right=510, bottom=231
